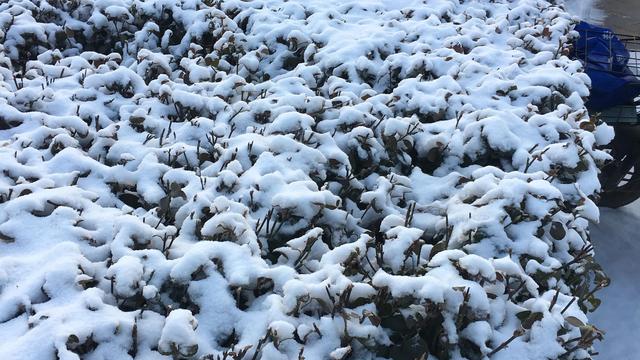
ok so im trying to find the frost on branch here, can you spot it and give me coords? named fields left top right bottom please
left=0, top=0, right=609, bottom=359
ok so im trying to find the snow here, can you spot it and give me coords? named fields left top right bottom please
left=158, top=309, right=199, bottom=357
left=0, top=0, right=613, bottom=359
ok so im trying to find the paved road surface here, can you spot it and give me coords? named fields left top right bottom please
left=600, top=0, right=640, bottom=35
left=590, top=201, right=640, bottom=359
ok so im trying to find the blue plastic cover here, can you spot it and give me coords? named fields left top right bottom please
left=574, top=21, right=640, bottom=111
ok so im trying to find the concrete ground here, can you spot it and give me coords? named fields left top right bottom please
left=579, top=2, right=640, bottom=359
left=589, top=201, right=640, bottom=359
left=600, top=0, right=640, bottom=34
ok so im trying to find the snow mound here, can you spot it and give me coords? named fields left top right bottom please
left=0, top=0, right=609, bottom=359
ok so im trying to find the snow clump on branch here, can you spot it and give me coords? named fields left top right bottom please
left=0, top=0, right=610, bottom=359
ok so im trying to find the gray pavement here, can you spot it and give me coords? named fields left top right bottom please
left=600, top=0, right=640, bottom=34
left=589, top=201, right=640, bottom=359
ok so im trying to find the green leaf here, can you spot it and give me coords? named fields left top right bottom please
left=587, top=297, right=602, bottom=311
left=426, top=147, right=442, bottom=163
left=521, top=312, right=543, bottom=330
left=381, top=313, right=407, bottom=333
left=516, top=310, right=531, bottom=322
left=550, top=221, right=566, bottom=240
left=0, top=231, right=15, bottom=244
left=565, top=316, right=585, bottom=328
left=429, top=240, right=447, bottom=260
left=129, top=115, right=145, bottom=125
left=119, top=192, right=141, bottom=208
left=389, top=335, right=428, bottom=360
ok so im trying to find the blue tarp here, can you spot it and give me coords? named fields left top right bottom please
left=574, top=22, right=640, bottom=111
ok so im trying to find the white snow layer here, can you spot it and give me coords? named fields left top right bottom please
left=0, top=0, right=611, bottom=359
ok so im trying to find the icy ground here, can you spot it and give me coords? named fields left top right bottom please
left=590, top=201, right=640, bottom=359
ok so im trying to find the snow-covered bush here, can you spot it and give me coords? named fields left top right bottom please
left=0, top=0, right=611, bottom=359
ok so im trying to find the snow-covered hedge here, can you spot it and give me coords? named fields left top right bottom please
left=0, top=0, right=611, bottom=359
